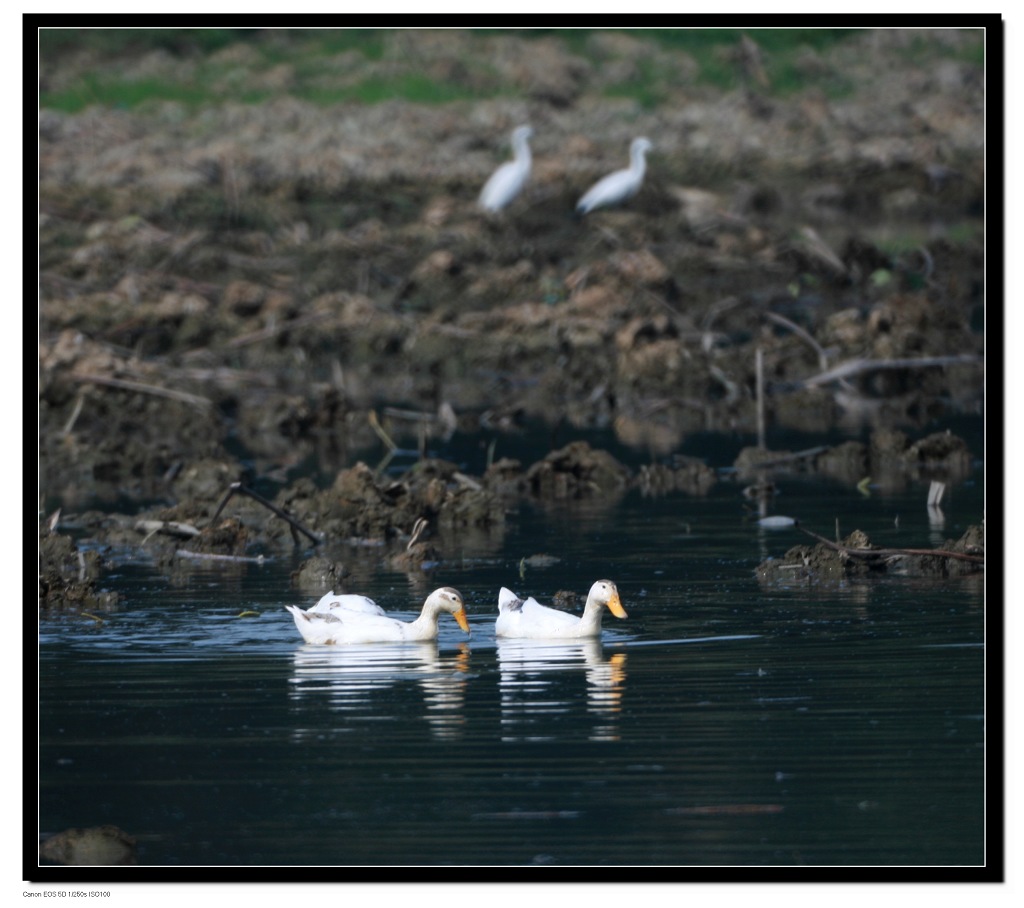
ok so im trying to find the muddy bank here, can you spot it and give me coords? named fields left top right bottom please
left=38, top=424, right=983, bottom=613
left=38, top=30, right=986, bottom=604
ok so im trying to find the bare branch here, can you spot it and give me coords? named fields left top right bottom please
left=70, top=372, right=213, bottom=409
left=799, top=525, right=984, bottom=565
left=800, top=354, right=982, bottom=389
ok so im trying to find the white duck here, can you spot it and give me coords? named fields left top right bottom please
left=576, top=137, right=652, bottom=215
left=478, top=125, right=533, bottom=213
left=495, top=580, right=627, bottom=639
left=286, top=587, right=469, bottom=645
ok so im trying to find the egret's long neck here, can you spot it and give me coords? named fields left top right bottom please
left=631, top=147, right=647, bottom=178
left=514, top=135, right=532, bottom=167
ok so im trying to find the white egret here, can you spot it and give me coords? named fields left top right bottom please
left=478, top=125, right=533, bottom=213
left=576, top=137, right=652, bottom=215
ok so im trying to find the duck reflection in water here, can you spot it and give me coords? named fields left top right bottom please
left=289, top=642, right=471, bottom=740
left=497, top=638, right=627, bottom=743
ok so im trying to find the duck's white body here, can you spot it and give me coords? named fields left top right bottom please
left=287, top=587, right=469, bottom=645
left=479, top=125, right=533, bottom=213
left=307, top=591, right=386, bottom=616
left=576, top=137, right=652, bottom=215
left=495, top=580, right=627, bottom=639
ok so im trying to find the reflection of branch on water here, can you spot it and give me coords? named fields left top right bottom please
left=740, top=445, right=833, bottom=469
left=370, top=404, right=458, bottom=467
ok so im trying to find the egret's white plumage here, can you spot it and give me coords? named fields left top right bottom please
left=576, top=137, right=652, bottom=215
left=286, top=587, right=470, bottom=645
left=495, top=580, right=627, bottom=639
left=478, top=125, right=533, bottom=213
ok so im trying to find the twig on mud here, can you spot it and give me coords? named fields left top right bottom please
left=755, top=347, right=766, bottom=449
left=700, top=295, right=743, bottom=352
left=800, top=354, right=982, bottom=389
left=798, top=525, right=984, bottom=565
left=764, top=311, right=831, bottom=373
left=223, top=252, right=295, bottom=271
left=709, top=365, right=741, bottom=402
left=211, top=482, right=320, bottom=546
left=222, top=311, right=332, bottom=350
left=368, top=409, right=399, bottom=452
left=639, top=285, right=684, bottom=316
left=453, top=472, right=482, bottom=491
left=406, top=517, right=429, bottom=551
left=745, top=446, right=833, bottom=468
left=176, top=550, right=268, bottom=564
left=426, top=323, right=481, bottom=339
left=61, top=390, right=87, bottom=436
left=368, top=409, right=407, bottom=473
left=135, top=520, right=202, bottom=545
left=70, top=372, right=213, bottom=409
left=794, top=226, right=847, bottom=277
left=173, top=366, right=274, bottom=390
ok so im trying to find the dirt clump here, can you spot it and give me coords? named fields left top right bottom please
left=756, top=524, right=984, bottom=584
left=38, top=529, right=119, bottom=611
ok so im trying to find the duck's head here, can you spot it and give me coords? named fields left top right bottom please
left=590, top=579, right=628, bottom=619
left=429, top=586, right=471, bottom=635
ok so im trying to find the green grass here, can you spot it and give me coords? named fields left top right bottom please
left=37, top=27, right=972, bottom=114
left=42, top=74, right=216, bottom=113
left=40, top=28, right=497, bottom=112
left=323, top=73, right=500, bottom=106
left=869, top=220, right=983, bottom=258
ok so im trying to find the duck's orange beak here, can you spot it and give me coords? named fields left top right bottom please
left=606, top=592, right=628, bottom=619
left=453, top=607, right=471, bottom=635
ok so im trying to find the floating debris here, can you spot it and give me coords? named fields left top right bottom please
left=756, top=515, right=798, bottom=529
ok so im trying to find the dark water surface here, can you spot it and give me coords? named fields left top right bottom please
left=38, top=431, right=987, bottom=868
